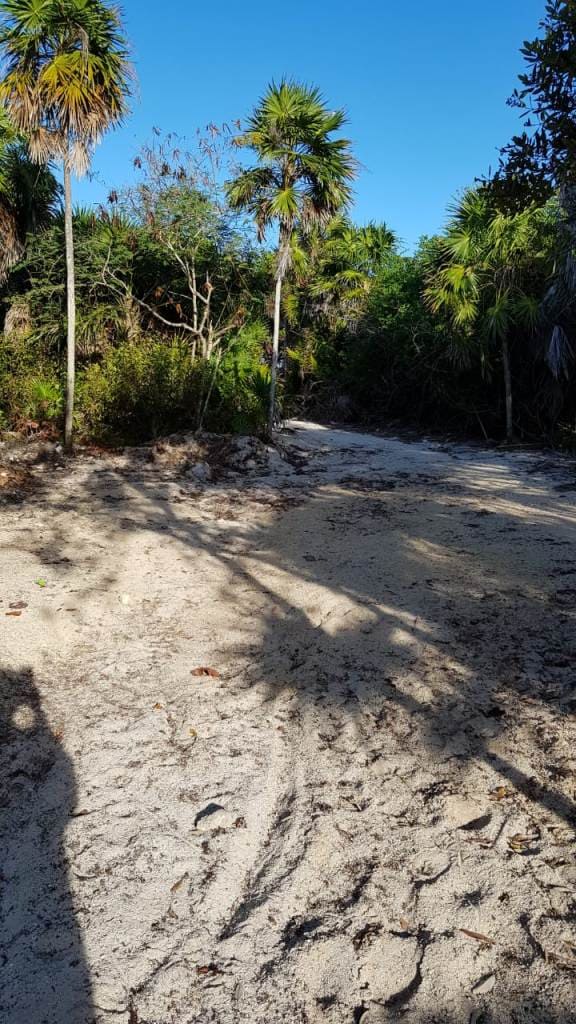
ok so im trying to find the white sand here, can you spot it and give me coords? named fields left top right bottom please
left=1, top=422, right=576, bottom=1024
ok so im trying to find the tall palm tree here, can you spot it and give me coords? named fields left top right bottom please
left=0, top=0, right=131, bottom=446
left=226, top=80, right=356, bottom=434
left=425, top=187, right=554, bottom=441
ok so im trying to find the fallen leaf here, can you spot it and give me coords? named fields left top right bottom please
left=191, top=667, right=221, bottom=678
left=466, top=835, right=493, bottom=849
left=189, top=728, right=197, bottom=738
left=399, top=917, right=415, bottom=932
left=35, top=579, right=47, bottom=588
left=234, top=816, right=246, bottom=829
left=5, top=611, right=22, bottom=617
left=153, top=703, right=164, bottom=711
left=196, top=964, right=222, bottom=976
left=489, top=786, right=511, bottom=802
left=170, top=872, right=189, bottom=894
left=508, top=832, right=538, bottom=854
left=472, top=973, right=496, bottom=994
left=460, top=928, right=496, bottom=946
left=9, top=601, right=28, bottom=610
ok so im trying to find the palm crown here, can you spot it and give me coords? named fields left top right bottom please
left=227, top=81, right=356, bottom=257
left=0, top=0, right=131, bottom=172
left=426, top=187, right=551, bottom=340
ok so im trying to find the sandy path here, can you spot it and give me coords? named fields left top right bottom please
left=1, top=422, right=576, bottom=1024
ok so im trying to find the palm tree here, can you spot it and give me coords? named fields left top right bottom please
left=0, top=138, right=61, bottom=280
left=310, top=217, right=397, bottom=322
left=226, top=80, right=356, bottom=434
left=0, top=0, right=131, bottom=447
left=425, top=187, right=553, bottom=441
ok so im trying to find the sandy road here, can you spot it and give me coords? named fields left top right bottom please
left=1, top=421, right=576, bottom=1024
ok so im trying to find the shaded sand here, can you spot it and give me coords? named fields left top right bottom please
left=1, top=422, right=576, bottom=1023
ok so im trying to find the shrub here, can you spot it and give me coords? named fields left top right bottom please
left=78, top=338, right=202, bottom=442
left=0, top=332, right=64, bottom=429
left=77, top=327, right=269, bottom=443
left=208, top=322, right=269, bottom=434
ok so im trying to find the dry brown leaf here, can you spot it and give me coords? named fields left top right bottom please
left=191, top=667, right=221, bottom=678
left=170, top=872, right=188, bottom=894
left=5, top=610, right=22, bottom=617
left=459, top=928, right=496, bottom=946
left=196, top=964, right=222, bottom=976
left=489, top=786, right=511, bottom=802
left=153, top=702, right=164, bottom=711
left=9, top=601, right=28, bottom=610
left=508, top=832, right=538, bottom=854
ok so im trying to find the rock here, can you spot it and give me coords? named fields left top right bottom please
left=187, top=462, right=211, bottom=483
left=444, top=795, right=491, bottom=830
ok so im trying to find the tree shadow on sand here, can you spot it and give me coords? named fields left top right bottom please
left=0, top=667, right=93, bottom=1024
left=75, top=446, right=576, bottom=829
left=13, top=431, right=576, bottom=1022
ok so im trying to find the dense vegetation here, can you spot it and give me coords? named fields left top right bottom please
left=0, top=0, right=575, bottom=447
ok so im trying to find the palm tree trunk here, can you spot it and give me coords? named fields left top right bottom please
left=268, top=271, right=283, bottom=436
left=63, top=155, right=76, bottom=449
left=502, top=338, right=513, bottom=442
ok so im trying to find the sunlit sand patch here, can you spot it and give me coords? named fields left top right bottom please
left=11, top=704, right=37, bottom=732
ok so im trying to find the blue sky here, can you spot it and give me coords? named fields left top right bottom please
left=76, top=0, right=546, bottom=252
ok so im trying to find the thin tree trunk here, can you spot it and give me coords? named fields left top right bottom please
left=502, top=337, right=513, bottom=442
left=268, top=271, right=283, bottom=436
left=63, top=156, right=76, bottom=449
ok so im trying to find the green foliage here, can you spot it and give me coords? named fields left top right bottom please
left=78, top=339, right=203, bottom=442
left=0, top=331, right=63, bottom=426
left=0, top=139, right=61, bottom=280
left=0, top=52, right=575, bottom=448
left=495, top=0, right=576, bottom=201
left=425, top=187, right=555, bottom=353
left=76, top=329, right=269, bottom=443
left=0, top=0, right=132, bottom=172
left=213, top=322, right=270, bottom=433
left=227, top=81, right=356, bottom=245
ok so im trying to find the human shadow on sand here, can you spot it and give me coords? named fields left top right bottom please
left=0, top=666, right=93, bottom=1024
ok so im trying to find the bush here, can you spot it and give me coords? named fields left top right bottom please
left=78, top=338, right=203, bottom=442
left=0, top=333, right=64, bottom=430
left=77, top=328, right=269, bottom=443
left=208, top=322, right=269, bottom=434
